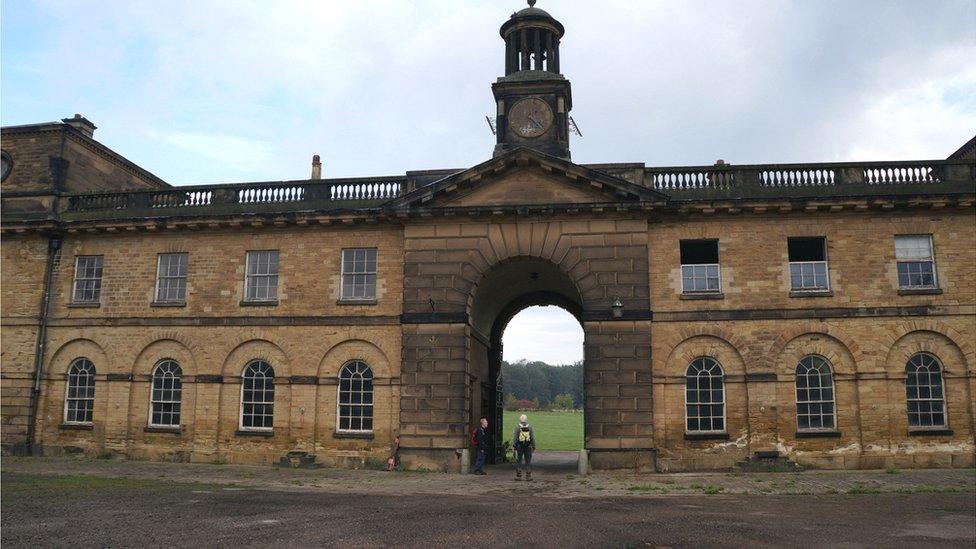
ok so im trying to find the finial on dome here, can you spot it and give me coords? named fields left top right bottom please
left=528, top=0, right=536, bottom=6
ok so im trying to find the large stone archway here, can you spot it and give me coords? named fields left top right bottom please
left=397, top=214, right=655, bottom=472
left=470, top=258, right=584, bottom=462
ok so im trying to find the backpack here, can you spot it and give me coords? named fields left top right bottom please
left=470, top=427, right=479, bottom=446
left=518, top=425, right=532, bottom=445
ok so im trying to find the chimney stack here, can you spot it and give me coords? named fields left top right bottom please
left=311, top=154, right=322, bottom=180
left=62, top=113, right=97, bottom=138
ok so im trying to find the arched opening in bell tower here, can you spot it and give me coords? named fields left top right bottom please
left=467, top=257, right=585, bottom=469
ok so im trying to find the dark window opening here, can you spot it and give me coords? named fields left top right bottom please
left=788, top=237, right=826, bottom=262
left=680, top=240, right=719, bottom=265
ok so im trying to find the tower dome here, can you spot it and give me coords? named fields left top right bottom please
left=500, top=0, right=565, bottom=75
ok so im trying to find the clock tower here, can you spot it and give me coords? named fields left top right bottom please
left=492, top=1, right=572, bottom=160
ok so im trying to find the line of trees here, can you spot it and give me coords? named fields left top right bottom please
left=501, top=359, right=582, bottom=410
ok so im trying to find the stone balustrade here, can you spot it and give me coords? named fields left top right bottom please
left=3, top=159, right=969, bottom=222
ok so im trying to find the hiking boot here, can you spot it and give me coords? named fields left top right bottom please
left=515, top=470, right=522, bottom=481
left=526, top=471, right=533, bottom=482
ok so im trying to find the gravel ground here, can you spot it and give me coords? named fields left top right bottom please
left=2, top=455, right=973, bottom=498
left=1, top=457, right=974, bottom=547
left=1, top=472, right=973, bottom=548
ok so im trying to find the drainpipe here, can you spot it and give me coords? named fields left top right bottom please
left=26, top=236, right=61, bottom=455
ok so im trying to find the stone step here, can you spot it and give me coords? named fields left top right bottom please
left=278, top=451, right=322, bottom=469
left=735, top=450, right=803, bottom=472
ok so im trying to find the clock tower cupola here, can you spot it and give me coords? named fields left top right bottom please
left=492, top=1, right=572, bottom=159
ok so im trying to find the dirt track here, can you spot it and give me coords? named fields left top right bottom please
left=3, top=472, right=974, bottom=548
left=2, top=458, right=974, bottom=547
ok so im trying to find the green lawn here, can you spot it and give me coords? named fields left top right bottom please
left=503, top=410, right=583, bottom=451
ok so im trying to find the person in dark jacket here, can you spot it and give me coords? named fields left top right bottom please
left=472, top=417, right=489, bottom=475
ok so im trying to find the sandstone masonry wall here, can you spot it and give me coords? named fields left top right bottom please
left=648, top=210, right=976, bottom=470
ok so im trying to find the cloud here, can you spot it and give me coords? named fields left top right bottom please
left=157, top=130, right=277, bottom=175
left=4, top=0, right=974, bottom=184
left=846, top=52, right=976, bottom=160
left=503, top=306, right=583, bottom=365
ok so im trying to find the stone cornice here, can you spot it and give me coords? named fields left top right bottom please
left=1, top=191, right=973, bottom=235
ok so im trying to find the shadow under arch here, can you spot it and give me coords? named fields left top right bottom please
left=468, top=257, right=584, bottom=463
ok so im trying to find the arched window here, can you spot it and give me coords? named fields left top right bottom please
left=240, top=361, right=275, bottom=430
left=795, top=356, right=835, bottom=430
left=149, top=360, right=182, bottom=427
left=685, top=357, right=724, bottom=433
left=337, top=361, right=373, bottom=432
left=65, top=358, right=96, bottom=424
left=906, top=353, right=947, bottom=428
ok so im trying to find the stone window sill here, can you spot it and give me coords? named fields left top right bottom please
left=194, top=374, right=223, bottom=383
left=235, top=429, right=274, bottom=437
left=239, top=300, right=279, bottom=307
left=144, top=426, right=182, bottom=434
left=680, top=292, right=724, bottom=300
left=67, top=302, right=100, bottom=308
left=908, top=428, right=953, bottom=437
left=789, top=290, right=833, bottom=298
left=336, top=299, right=378, bottom=306
left=59, top=423, right=93, bottom=431
left=795, top=430, right=841, bottom=438
left=684, top=432, right=729, bottom=441
left=150, top=301, right=187, bottom=308
left=745, top=372, right=777, bottom=381
left=289, top=375, right=318, bottom=385
left=333, top=431, right=374, bottom=440
left=898, top=288, right=942, bottom=296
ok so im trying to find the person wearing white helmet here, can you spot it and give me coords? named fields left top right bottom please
left=512, top=413, right=536, bottom=481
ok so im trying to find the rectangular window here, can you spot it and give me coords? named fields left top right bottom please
left=341, top=248, right=377, bottom=301
left=244, top=250, right=279, bottom=302
left=680, top=240, right=720, bottom=294
left=72, top=256, right=104, bottom=303
left=155, top=253, right=188, bottom=303
left=788, top=237, right=829, bottom=292
left=895, top=235, right=937, bottom=289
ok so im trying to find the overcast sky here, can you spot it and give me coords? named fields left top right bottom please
left=3, top=0, right=974, bottom=364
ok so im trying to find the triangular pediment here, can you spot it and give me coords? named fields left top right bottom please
left=447, top=166, right=609, bottom=206
left=387, top=148, right=665, bottom=210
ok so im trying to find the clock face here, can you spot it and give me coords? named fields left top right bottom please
left=508, top=97, right=553, bottom=138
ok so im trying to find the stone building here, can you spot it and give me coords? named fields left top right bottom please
left=2, top=2, right=974, bottom=472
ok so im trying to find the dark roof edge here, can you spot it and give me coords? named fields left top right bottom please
left=948, top=135, right=976, bottom=160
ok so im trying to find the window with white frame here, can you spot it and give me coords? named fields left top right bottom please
left=240, top=361, right=275, bottom=430
left=680, top=240, right=721, bottom=293
left=72, top=255, right=104, bottom=303
left=685, top=357, right=725, bottom=433
left=795, top=356, right=836, bottom=430
left=337, top=361, right=374, bottom=432
left=341, top=248, right=377, bottom=301
left=895, top=235, right=937, bottom=289
left=149, top=360, right=182, bottom=427
left=906, top=353, right=947, bottom=429
left=155, top=253, right=188, bottom=303
left=788, top=237, right=829, bottom=291
left=64, top=358, right=96, bottom=424
left=244, top=250, right=279, bottom=302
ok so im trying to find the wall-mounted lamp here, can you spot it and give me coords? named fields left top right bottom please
left=611, top=297, right=624, bottom=319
